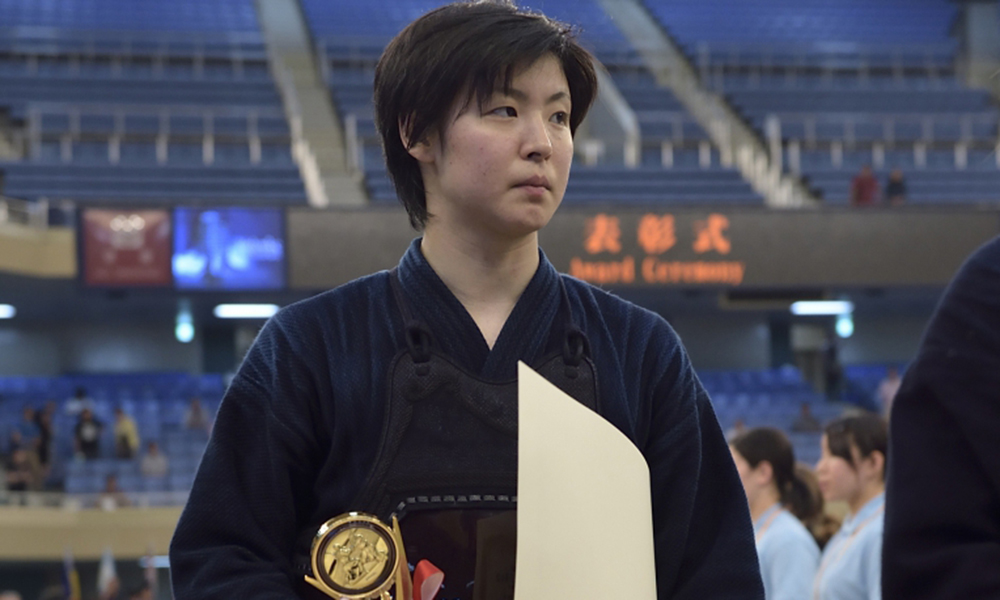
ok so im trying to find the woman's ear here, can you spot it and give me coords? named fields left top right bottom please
left=399, top=118, right=434, bottom=163
left=863, top=450, right=886, bottom=482
left=755, top=460, right=775, bottom=486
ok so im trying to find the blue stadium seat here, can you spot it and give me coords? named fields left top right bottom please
left=65, top=474, right=103, bottom=494
left=169, top=472, right=196, bottom=492
left=120, top=141, right=159, bottom=164
left=142, top=477, right=169, bottom=493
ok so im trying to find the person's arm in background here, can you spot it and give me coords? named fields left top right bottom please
left=642, top=327, right=764, bottom=599
left=883, top=236, right=1000, bottom=598
left=169, top=311, right=327, bottom=599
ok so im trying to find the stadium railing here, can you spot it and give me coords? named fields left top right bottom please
left=22, top=102, right=290, bottom=166
left=0, top=194, right=48, bottom=228
left=688, top=41, right=957, bottom=73
left=0, top=28, right=266, bottom=63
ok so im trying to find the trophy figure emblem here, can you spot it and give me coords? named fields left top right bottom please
left=305, top=513, right=407, bottom=600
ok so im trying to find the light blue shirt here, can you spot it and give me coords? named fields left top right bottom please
left=814, top=493, right=884, bottom=600
left=755, top=503, right=820, bottom=600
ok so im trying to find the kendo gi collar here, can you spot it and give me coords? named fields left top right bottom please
left=395, top=238, right=563, bottom=381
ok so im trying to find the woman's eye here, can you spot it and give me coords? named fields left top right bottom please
left=489, top=106, right=517, bottom=117
left=551, top=111, right=569, bottom=125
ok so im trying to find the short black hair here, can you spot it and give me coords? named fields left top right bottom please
left=374, top=0, right=598, bottom=229
left=824, top=414, right=888, bottom=478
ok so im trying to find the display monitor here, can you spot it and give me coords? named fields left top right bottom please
left=172, top=207, right=285, bottom=290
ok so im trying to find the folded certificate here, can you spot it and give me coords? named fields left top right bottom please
left=515, top=362, right=657, bottom=599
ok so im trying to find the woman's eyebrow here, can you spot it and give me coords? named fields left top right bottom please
left=505, top=88, right=571, bottom=104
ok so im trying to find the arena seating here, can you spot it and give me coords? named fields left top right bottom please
left=0, top=163, right=304, bottom=204
left=0, top=0, right=307, bottom=206
left=698, top=366, right=844, bottom=465
left=304, top=0, right=636, bottom=65
left=643, top=0, right=956, bottom=64
left=0, top=373, right=223, bottom=502
left=0, top=367, right=846, bottom=498
left=642, top=0, right=1000, bottom=205
left=318, top=0, right=763, bottom=206
left=360, top=138, right=761, bottom=206
left=0, top=0, right=258, bottom=32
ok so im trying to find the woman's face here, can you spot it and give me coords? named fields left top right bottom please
left=815, top=434, right=861, bottom=504
left=730, top=447, right=770, bottom=504
left=412, top=54, right=574, bottom=242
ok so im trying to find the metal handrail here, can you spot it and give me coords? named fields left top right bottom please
left=761, top=111, right=998, bottom=146
left=692, top=41, right=958, bottom=91
left=24, top=102, right=287, bottom=142
left=0, top=27, right=263, bottom=50
left=692, top=40, right=957, bottom=62
left=26, top=102, right=286, bottom=118
left=315, top=35, right=639, bottom=69
left=21, top=103, right=291, bottom=164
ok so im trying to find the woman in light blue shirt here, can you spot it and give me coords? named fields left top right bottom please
left=813, top=414, right=887, bottom=600
left=731, top=427, right=821, bottom=600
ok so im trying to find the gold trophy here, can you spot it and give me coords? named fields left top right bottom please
left=305, top=513, right=413, bottom=600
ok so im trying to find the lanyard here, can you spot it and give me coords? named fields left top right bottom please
left=812, top=504, right=884, bottom=600
left=754, top=506, right=783, bottom=543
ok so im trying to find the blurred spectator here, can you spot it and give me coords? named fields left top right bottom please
left=65, top=386, right=95, bottom=417
left=74, top=408, right=103, bottom=460
left=113, top=408, right=141, bottom=459
left=12, top=406, right=41, bottom=452
left=876, top=366, right=902, bottom=419
left=140, top=441, right=169, bottom=478
left=792, top=463, right=841, bottom=550
left=98, top=575, right=121, bottom=600
left=725, top=417, right=747, bottom=442
left=99, top=474, right=131, bottom=511
left=5, top=449, right=32, bottom=491
left=791, top=403, right=822, bottom=433
left=128, top=582, right=152, bottom=600
left=849, top=165, right=879, bottom=207
left=183, top=397, right=210, bottom=432
left=813, top=414, right=887, bottom=599
left=822, top=333, right=842, bottom=401
left=34, top=401, right=56, bottom=468
left=0, top=591, right=22, bottom=600
left=729, top=428, right=820, bottom=599
left=885, top=169, right=907, bottom=206
left=6, top=430, right=23, bottom=454
left=5, top=447, right=42, bottom=492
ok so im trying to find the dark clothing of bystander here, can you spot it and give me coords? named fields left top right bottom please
left=850, top=171, right=880, bottom=207
left=885, top=179, right=906, bottom=205
left=75, top=416, right=103, bottom=460
left=883, top=236, right=1000, bottom=597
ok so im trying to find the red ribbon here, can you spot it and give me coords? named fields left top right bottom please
left=412, top=559, right=444, bottom=600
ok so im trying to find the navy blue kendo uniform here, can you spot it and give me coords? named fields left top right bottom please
left=883, top=236, right=1000, bottom=598
left=169, top=239, right=763, bottom=599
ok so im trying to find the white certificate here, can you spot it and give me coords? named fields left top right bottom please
left=515, top=361, right=657, bottom=599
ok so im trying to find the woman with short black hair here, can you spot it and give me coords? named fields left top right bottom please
left=731, top=427, right=821, bottom=600
left=169, top=3, right=762, bottom=598
left=813, top=414, right=888, bottom=600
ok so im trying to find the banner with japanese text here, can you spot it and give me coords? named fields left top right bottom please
left=287, top=207, right=999, bottom=289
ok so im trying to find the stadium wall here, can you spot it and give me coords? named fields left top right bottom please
left=0, top=324, right=202, bottom=377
